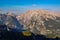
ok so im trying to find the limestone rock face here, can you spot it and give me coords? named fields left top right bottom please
left=16, top=10, right=60, bottom=35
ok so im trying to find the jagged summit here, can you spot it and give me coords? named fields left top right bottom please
left=25, top=10, right=48, bottom=15
left=25, top=10, right=60, bottom=16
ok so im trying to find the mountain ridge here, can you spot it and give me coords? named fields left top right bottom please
left=0, top=10, right=60, bottom=38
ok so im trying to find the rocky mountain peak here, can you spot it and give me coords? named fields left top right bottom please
left=16, top=10, right=60, bottom=35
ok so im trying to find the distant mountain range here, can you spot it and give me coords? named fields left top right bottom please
left=0, top=10, right=60, bottom=38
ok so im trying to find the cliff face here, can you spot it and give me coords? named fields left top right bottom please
left=16, top=10, right=60, bottom=35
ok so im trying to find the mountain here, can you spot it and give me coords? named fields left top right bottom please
left=16, top=10, right=60, bottom=38
left=0, top=10, right=60, bottom=38
left=0, top=14, right=23, bottom=32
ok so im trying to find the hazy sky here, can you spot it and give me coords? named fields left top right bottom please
left=0, top=0, right=60, bottom=14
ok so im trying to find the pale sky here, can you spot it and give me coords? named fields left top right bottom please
left=0, top=0, right=60, bottom=14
